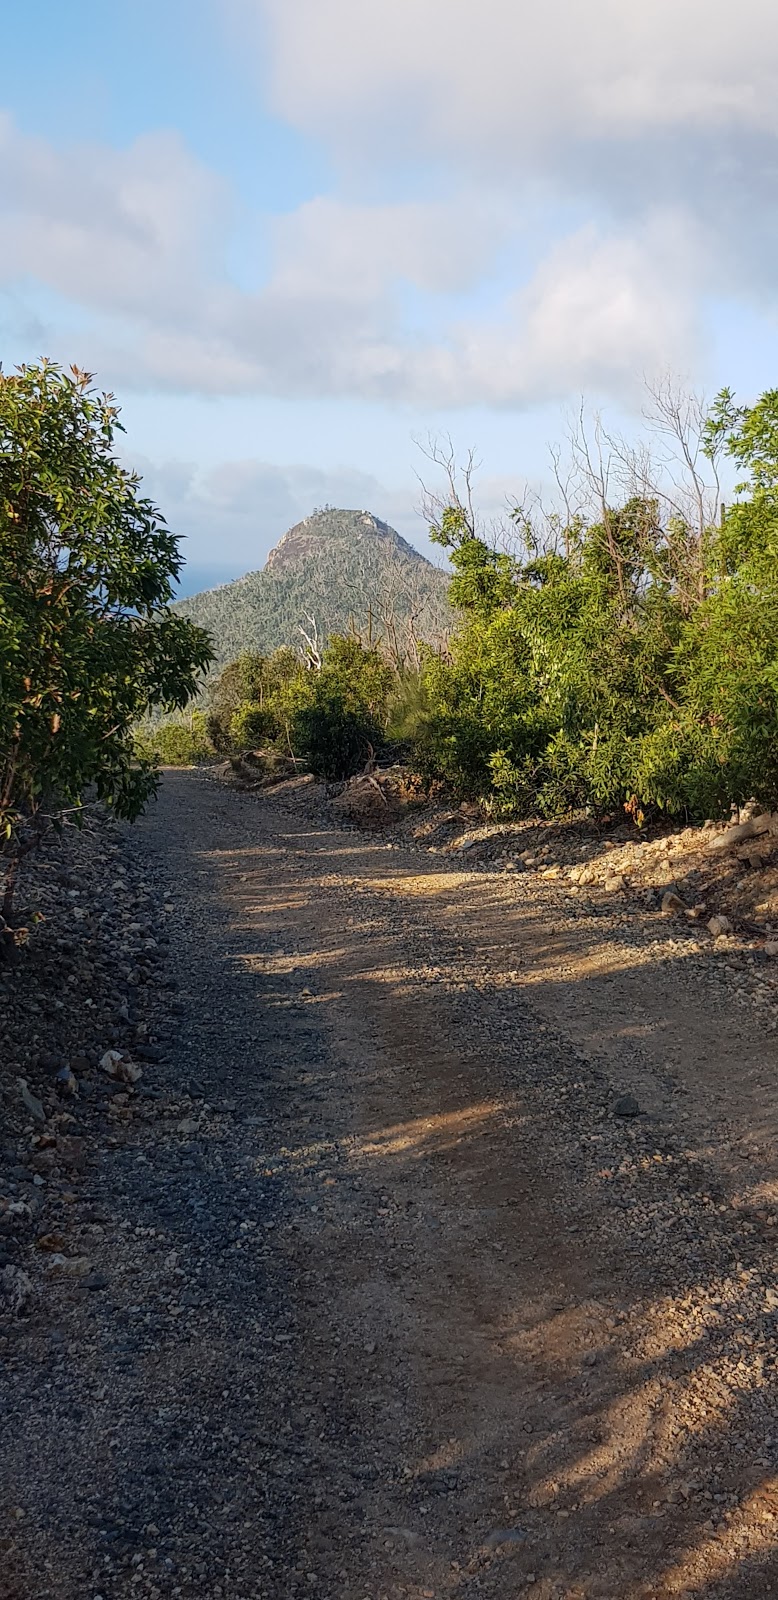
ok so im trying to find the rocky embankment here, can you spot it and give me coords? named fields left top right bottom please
left=0, top=816, right=176, bottom=1318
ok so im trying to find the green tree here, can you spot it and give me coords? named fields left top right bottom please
left=415, top=422, right=778, bottom=821
left=135, top=710, right=214, bottom=768
left=288, top=635, right=397, bottom=780
left=0, top=361, right=213, bottom=936
left=205, top=647, right=303, bottom=754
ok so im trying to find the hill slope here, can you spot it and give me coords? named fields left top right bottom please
left=175, top=509, right=452, bottom=669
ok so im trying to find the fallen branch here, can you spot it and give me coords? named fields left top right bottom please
left=707, top=813, right=778, bottom=853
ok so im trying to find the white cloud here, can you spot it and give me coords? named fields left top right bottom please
left=250, top=0, right=778, bottom=163
left=271, top=195, right=507, bottom=297
left=0, top=109, right=701, bottom=406
left=0, top=114, right=229, bottom=322
left=3, top=0, right=775, bottom=416
left=0, top=115, right=520, bottom=401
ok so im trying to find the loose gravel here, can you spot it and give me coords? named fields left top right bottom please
left=2, top=770, right=778, bottom=1599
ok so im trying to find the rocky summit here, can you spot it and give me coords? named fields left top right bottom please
left=174, top=507, right=452, bottom=669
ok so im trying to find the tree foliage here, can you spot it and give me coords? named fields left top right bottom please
left=205, top=635, right=397, bottom=781
left=405, top=389, right=778, bottom=822
left=287, top=636, right=395, bottom=779
left=205, top=647, right=302, bottom=754
left=0, top=361, right=213, bottom=922
left=135, top=710, right=214, bottom=768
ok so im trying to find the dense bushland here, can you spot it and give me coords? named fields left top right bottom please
left=147, top=383, right=778, bottom=827
left=140, top=632, right=396, bottom=779
left=407, top=387, right=778, bottom=821
left=195, top=634, right=396, bottom=780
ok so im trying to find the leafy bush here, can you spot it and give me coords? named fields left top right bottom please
left=408, top=390, right=778, bottom=822
left=229, top=703, right=276, bottom=751
left=136, top=712, right=214, bottom=767
left=287, top=636, right=396, bottom=779
left=0, top=361, right=212, bottom=930
left=291, top=689, right=382, bottom=779
left=206, top=648, right=302, bottom=754
left=204, top=635, right=397, bottom=780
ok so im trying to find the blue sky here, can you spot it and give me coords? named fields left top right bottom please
left=3, top=1, right=778, bottom=593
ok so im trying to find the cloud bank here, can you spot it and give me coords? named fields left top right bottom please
left=2, top=2, right=777, bottom=406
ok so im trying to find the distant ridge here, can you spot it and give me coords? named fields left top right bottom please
left=175, top=508, right=452, bottom=669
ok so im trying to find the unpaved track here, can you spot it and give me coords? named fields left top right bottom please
left=6, top=769, right=778, bottom=1599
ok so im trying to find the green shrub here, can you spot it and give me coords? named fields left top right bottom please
left=287, top=636, right=395, bottom=779
left=291, top=687, right=382, bottom=779
left=408, top=391, right=778, bottom=821
left=136, top=712, right=214, bottom=768
left=229, top=702, right=276, bottom=751
left=206, top=647, right=303, bottom=755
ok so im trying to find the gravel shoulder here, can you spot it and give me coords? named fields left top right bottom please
left=3, top=769, right=778, bottom=1599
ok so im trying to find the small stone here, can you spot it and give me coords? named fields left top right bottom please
left=57, top=1137, right=87, bottom=1173
left=614, top=1093, right=641, bottom=1118
left=17, top=1079, right=46, bottom=1125
left=35, top=1232, right=67, bottom=1252
left=83, top=1271, right=108, bottom=1292
left=482, top=1527, right=527, bottom=1549
left=1, top=1264, right=33, bottom=1314
left=662, top=892, right=685, bottom=914
left=99, top=1049, right=124, bottom=1078
left=764, top=942, right=778, bottom=957
left=383, top=1527, right=421, bottom=1547
left=47, top=1254, right=92, bottom=1278
left=708, top=914, right=733, bottom=937
left=99, top=1050, right=142, bottom=1085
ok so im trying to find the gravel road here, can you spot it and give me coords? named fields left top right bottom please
left=4, top=769, right=778, bottom=1599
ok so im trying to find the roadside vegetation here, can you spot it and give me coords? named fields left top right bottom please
left=9, top=358, right=778, bottom=944
left=0, top=361, right=213, bottom=947
left=147, top=382, right=778, bottom=831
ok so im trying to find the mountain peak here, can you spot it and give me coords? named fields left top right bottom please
left=264, top=507, right=420, bottom=575
left=176, top=506, right=451, bottom=670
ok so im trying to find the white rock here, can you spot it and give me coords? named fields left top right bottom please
left=47, top=1254, right=91, bottom=1277
left=99, top=1049, right=124, bottom=1078
left=99, top=1050, right=142, bottom=1086
left=1, top=1265, right=33, bottom=1314
left=708, top=915, right=733, bottom=938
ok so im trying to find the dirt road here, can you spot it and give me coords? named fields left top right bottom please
left=5, top=770, right=778, bottom=1599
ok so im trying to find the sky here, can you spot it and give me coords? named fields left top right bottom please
left=3, top=1, right=778, bottom=593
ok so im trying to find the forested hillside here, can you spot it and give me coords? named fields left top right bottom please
left=174, top=508, right=452, bottom=670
